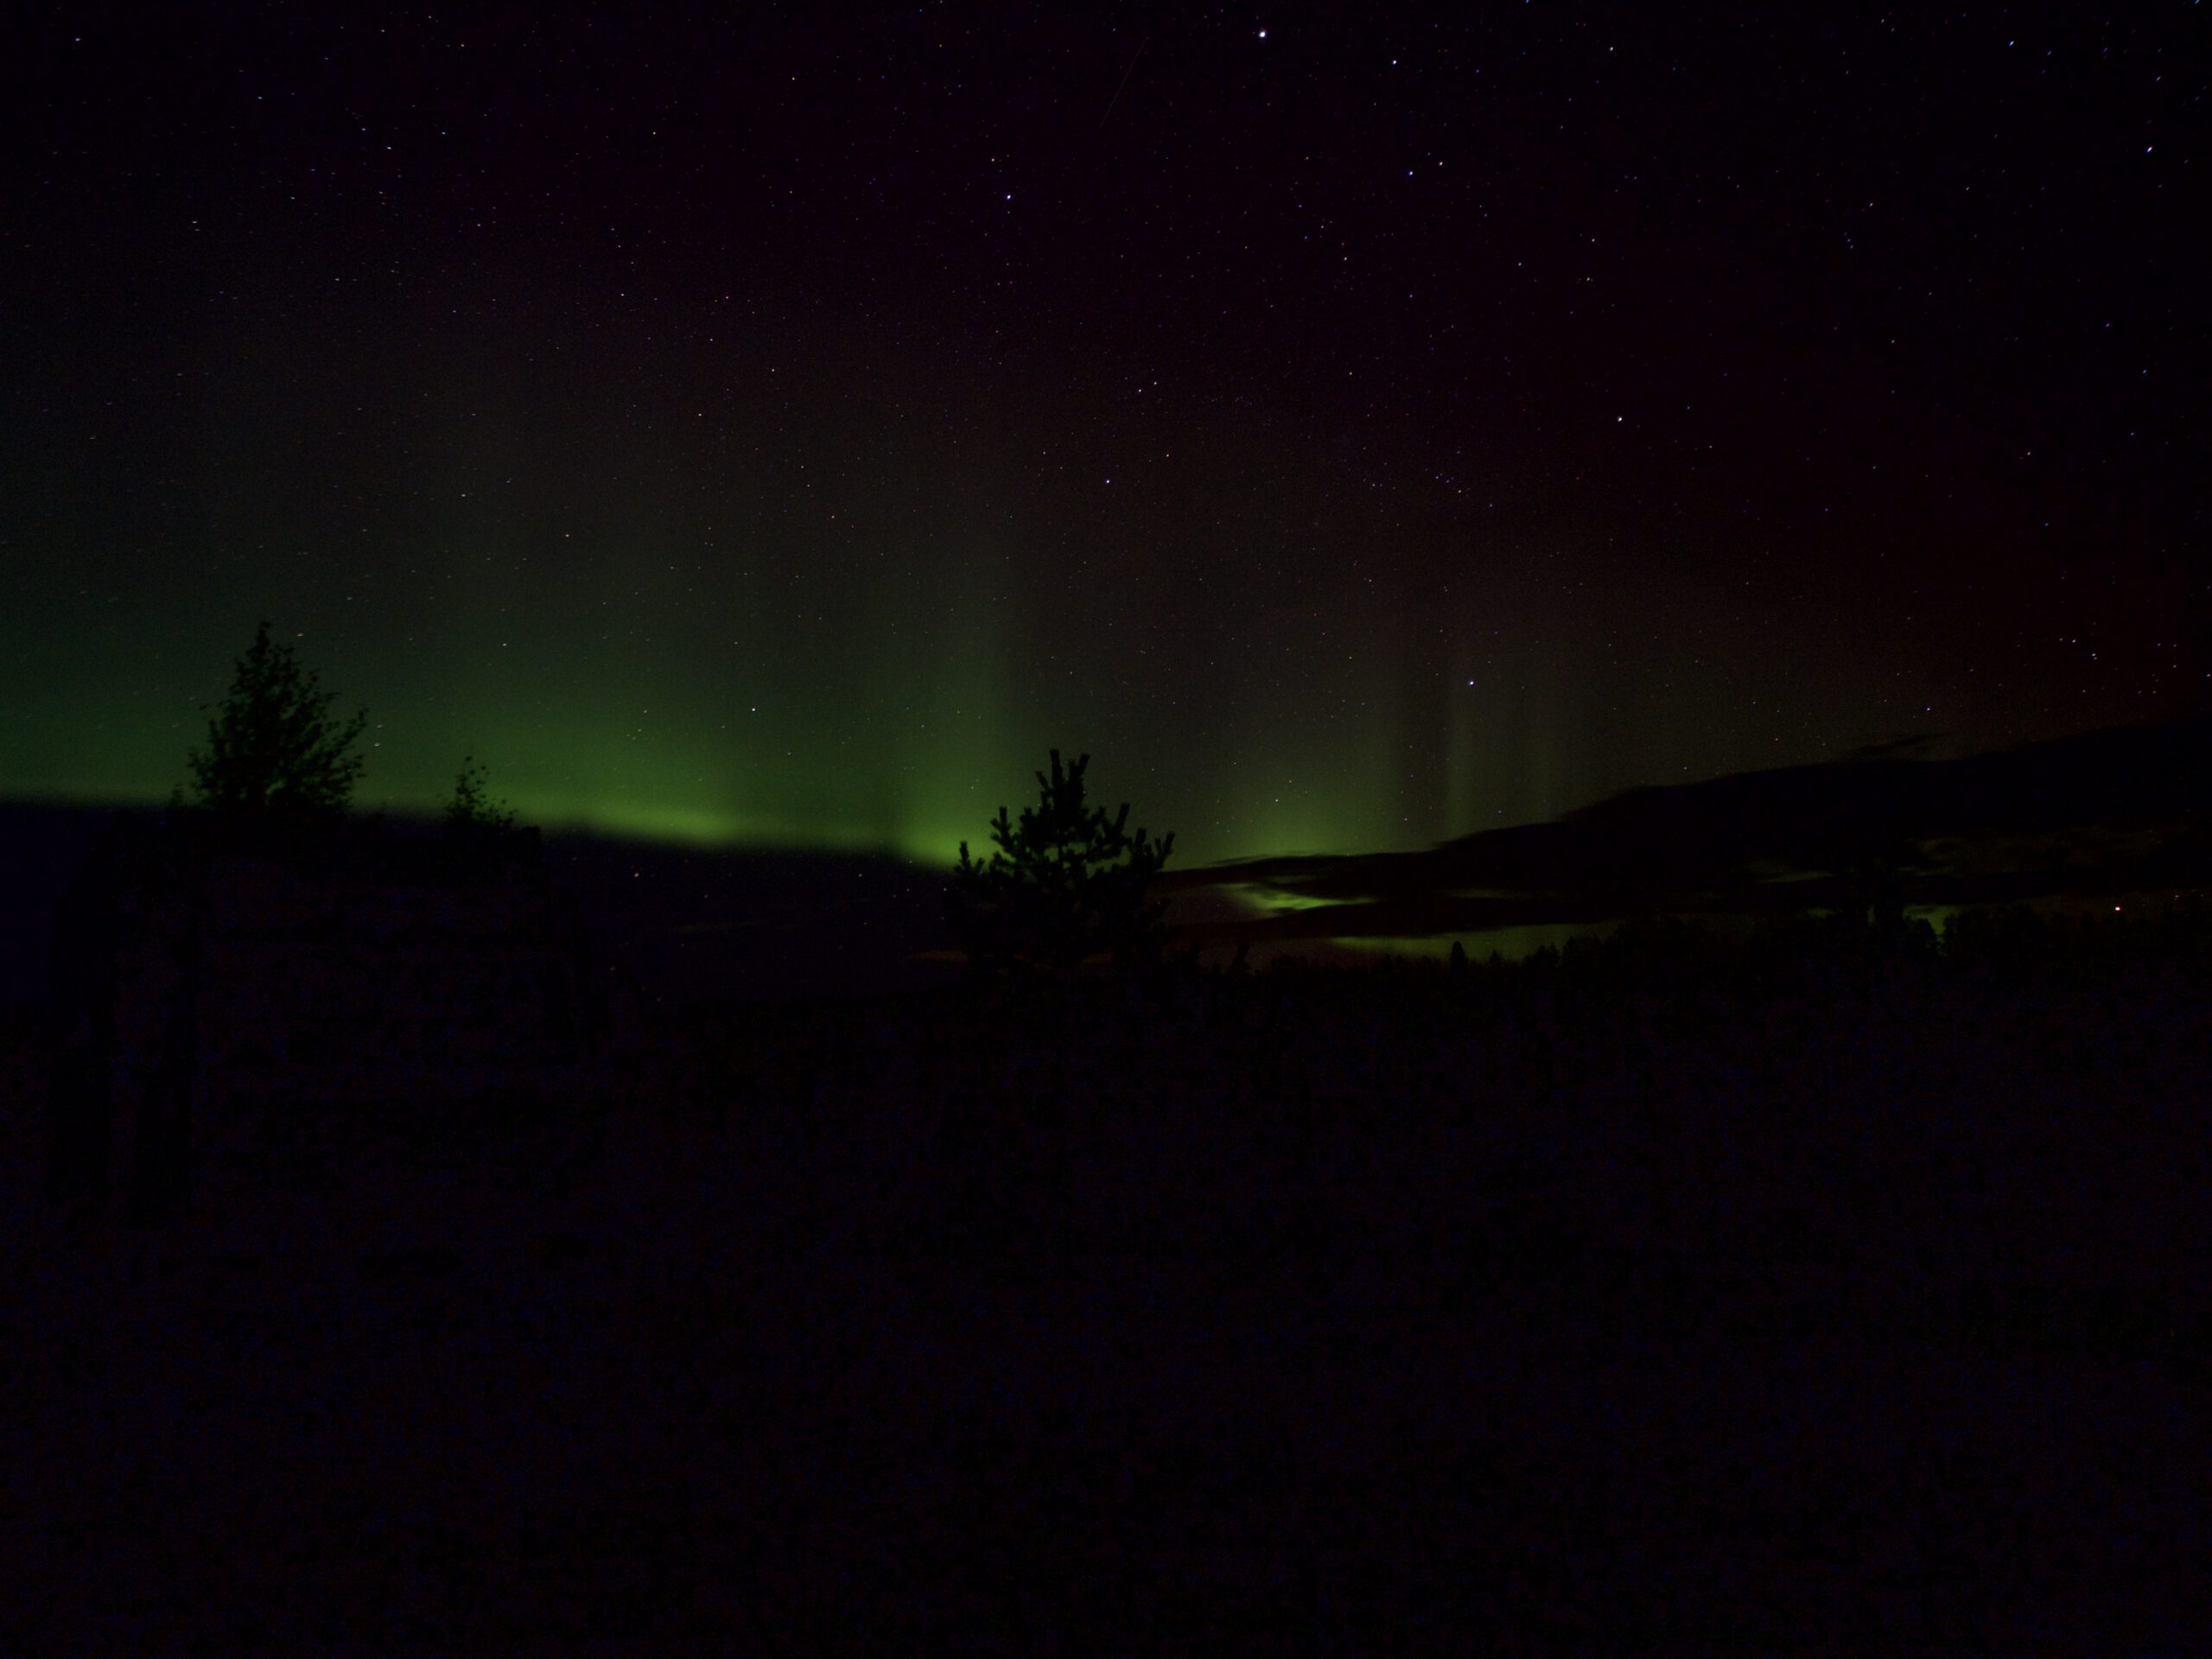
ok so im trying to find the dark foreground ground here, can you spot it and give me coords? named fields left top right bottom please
left=3, top=913, right=2209, bottom=1654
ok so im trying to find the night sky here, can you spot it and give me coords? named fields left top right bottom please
left=4, top=5, right=2205, bottom=868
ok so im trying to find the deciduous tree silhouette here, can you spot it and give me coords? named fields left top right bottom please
left=948, top=749, right=1176, bottom=984
left=442, top=753, right=539, bottom=876
left=446, top=755, right=517, bottom=835
left=183, top=621, right=367, bottom=826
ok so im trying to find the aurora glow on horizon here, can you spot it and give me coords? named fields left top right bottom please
left=3, top=11, right=2202, bottom=871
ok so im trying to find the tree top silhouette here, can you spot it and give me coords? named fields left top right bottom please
left=949, top=748, right=1176, bottom=983
left=184, top=621, right=368, bottom=821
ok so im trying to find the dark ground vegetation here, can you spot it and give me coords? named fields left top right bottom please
left=3, top=904, right=2209, bottom=1652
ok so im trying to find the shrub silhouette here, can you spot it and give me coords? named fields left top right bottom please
left=948, top=749, right=1176, bottom=985
left=445, top=754, right=517, bottom=836
left=442, top=754, right=540, bottom=878
left=183, top=621, right=368, bottom=831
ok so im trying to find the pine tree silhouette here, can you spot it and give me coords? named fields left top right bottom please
left=183, top=621, right=367, bottom=827
left=948, top=749, right=1176, bottom=984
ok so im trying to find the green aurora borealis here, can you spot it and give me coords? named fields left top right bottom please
left=3, top=11, right=2202, bottom=871
left=0, top=314, right=2171, bottom=871
left=0, top=296, right=1912, bottom=867
left=0, top=355, right=1904, bottom=873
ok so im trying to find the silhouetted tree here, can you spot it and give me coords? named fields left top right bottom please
left=442, top=753, right=543, bottom=881
left=446, top=755, right=517, bottom=835
left=948, top=749, right=1176, bottom=984
left=183, top=621, right=367, bottom=825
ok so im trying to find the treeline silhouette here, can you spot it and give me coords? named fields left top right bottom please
left=34, top=620, right=2211, bottom=1236
left=16, top=645, right=2212, bottom=1649
left=166, top=618, right=532, bottom=870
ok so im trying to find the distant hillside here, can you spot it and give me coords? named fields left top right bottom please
left=1161, top=713, right=2212, bottom=950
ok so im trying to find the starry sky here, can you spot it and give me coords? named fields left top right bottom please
left=3, top=4, right=2205, bottom=868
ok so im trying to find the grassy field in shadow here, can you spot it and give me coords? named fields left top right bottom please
left=3, top=907, right=2208, bottom=1650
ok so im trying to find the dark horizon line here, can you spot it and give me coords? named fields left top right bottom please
left=5, top=704, right=2208, bottom=881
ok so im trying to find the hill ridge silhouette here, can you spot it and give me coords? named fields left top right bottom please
left=1162, top=712, right=2212, bottom=946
